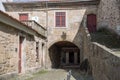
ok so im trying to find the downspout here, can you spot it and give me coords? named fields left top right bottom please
left=45, top=1, right=48, bottom=69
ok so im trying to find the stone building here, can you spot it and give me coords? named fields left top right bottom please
left=97, top=0, right=120, bottom=33
left=0, top=10, right=46, bottom=78
left=0, top=0, right=120, bottom=80
left=3, top=0, right=99, bottom=69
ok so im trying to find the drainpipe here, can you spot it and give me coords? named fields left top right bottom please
left=45, top=1, right=48, bottom=69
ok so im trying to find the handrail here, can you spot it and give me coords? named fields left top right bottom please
left=33, top=20, right=46, bottom=30
left=21, top=20, right=46, bottom=37
left=21, top=20, right=46, bottom=30
left=66, top=70, right=72, bottom=80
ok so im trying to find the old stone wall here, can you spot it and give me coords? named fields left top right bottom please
left=6, top=5, right=97, bottom=48
left=46, top=6, right=97, bottom=68
left=7, top=11, right=47, bottom=28
left=47, top=6, right=97, bottom=49
left=79, top=22, right=91, bottom=61
left=80, top=20, right=120, bottom=80
left=97, top=0, right=120, bottom=30
left=0, top=23, right=18, bottom=75
left=80, top=27, right=120, bottom=80
left=91, top=42, right=120, bottom=80
left=0, top=22, right=46, bottom=78
left=25, top=35, right=46, bottom=71
left=6, top=5, right=97, bottom=68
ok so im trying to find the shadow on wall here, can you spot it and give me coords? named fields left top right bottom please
left=48, top=41, right=80, bottom=69
left=72, top=14, right=93, bottom=76
left=48, top=44, right=61, bottom=68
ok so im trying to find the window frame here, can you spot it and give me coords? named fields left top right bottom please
left=19, top=13, right=28, bottom=21
left=55, top=12, right=66, bottom=27
left=36, top=41, right=39, bottom=62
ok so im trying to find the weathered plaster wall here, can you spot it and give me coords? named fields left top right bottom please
left=97, top=0, right=120, bottom=30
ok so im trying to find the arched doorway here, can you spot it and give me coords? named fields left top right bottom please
left=87, top=14, right=96, bottom=33
left=49, top=41, right=80, bottom=68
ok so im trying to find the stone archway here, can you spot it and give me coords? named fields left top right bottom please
left=48, top=41, right=80, bottom=68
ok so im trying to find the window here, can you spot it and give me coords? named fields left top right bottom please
left=19, top=13, right=28, bottom=21
left=36, top=42, right=39, bottom=62
left=56, top=12, right=66, bottom=27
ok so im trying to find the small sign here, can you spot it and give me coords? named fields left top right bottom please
left=32, top=16, right=39, bottom=22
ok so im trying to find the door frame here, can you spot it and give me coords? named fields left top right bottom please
left=87, top=14, right=97, bottom=33
left=18, top=36, right=25, bottom=73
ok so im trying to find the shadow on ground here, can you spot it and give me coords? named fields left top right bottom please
left=9, top=69, right=94, bottom=80
left=65, top=69, right=94, bottom=80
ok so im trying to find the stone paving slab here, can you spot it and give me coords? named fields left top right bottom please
left=29, top=69, right=75, bottom=80
left=9, top=69, right=93, bottom=80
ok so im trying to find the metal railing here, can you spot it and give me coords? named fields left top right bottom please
left=21, top=20, right=46, bottom=37
left=66, top=70, right=72, bottom=80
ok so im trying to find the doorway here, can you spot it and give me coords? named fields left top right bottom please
left=87, top=14, right=96, bottom=33
left=18, top=36, right=24, bottom=73
left=69, top=51, right=74, bottom=64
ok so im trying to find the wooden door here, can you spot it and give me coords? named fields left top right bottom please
left=18, top=36, right=24, bottom=73
left=87, top=14, right=96, bottom=33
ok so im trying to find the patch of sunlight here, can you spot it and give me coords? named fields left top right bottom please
left=25, top=70, right=48, bottom=80
left=33, top=70, right=48, bottom=75
left=25, top=77, right=33, bottom=80
left=9, top=77, right=18, bottom=80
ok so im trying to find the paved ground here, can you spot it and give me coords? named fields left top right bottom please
left=10, top=69, right=93, bottom=80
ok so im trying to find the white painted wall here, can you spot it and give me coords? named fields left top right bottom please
left=0, top=1, right=5, bottom=12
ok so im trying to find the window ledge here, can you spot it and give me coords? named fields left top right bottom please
left=53, top=27, right=67, bottom=29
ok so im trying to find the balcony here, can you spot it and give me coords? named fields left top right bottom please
left=21, top=20, right=46, bottom=37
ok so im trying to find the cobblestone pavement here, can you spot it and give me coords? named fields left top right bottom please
left=26, top=69, right=75, bottom=80
left=10, top=69, right=93, bottom=80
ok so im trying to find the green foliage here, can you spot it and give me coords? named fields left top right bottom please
left=97, top=27, right=112, bottom=35
left=25, top=70, right=48, bottom=80
left=33, top=70, right=48, bottom=75
left=91, top=27, right=120, bottom=48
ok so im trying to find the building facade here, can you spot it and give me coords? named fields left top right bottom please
left=0, top=10, right=46, bottom=79
left=0, top=0, right=120, bottom=79
left=3, top=0, right=99, bottom=69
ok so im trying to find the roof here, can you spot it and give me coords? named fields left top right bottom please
left=3, top=0, right=100, bottom=11
left=0, top=10, right=46, bottom=38
left=4, top=0, right=100, bottom=3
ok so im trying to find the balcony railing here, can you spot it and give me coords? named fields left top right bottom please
left=21, top=20, right=46, bottom=37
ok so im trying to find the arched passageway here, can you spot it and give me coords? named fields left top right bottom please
left=49, top=41, right=80, bottom=68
